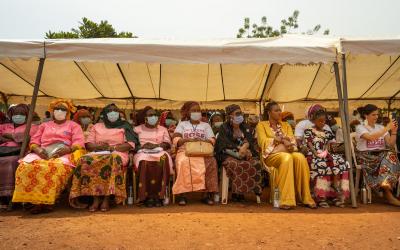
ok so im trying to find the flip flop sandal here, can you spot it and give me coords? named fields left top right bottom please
left=279, top=205, right=293, bottom=210
left=201, top=197, right=214, bottom=205
left=333, top=199, right=345, bottom=208
left=318, top=201, right=330, bottom=208
left=178, top=197, right=187, bottom=206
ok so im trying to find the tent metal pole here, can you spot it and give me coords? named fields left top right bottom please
left=19, top=58, right=45, bottom=158
left=334, top=59, right=357, bottom=208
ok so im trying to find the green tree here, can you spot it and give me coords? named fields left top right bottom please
left=45, top=17, right=137, bottom=39
left=236, top=10, right=329, bottom=38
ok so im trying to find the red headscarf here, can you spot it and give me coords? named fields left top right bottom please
left=73, top=109, right=91, bottom=125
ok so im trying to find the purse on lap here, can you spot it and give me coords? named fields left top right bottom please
left=185, top=141, right=214, bottom=157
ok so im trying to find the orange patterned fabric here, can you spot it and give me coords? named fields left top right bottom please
left=12, top=159, right=73, bottom=205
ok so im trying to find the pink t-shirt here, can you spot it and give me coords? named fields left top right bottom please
left=86, top=123, right=135, bottom=166
left=0, top=123, right=38, bottom=147
left=134, top=124, right=171, bottom=146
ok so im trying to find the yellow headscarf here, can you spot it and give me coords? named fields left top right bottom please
left=49, top=99, right=77, bottom=120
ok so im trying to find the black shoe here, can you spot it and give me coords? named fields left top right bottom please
left=145, top=199, right=154, bottom=208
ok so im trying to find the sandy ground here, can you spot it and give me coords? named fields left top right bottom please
left=1, top=198, right=400, bottom=250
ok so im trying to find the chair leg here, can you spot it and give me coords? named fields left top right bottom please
left=221, top=167, right=229, bottom=205
left=397, top=181, right=400, bottom=198
left=269, top=169, right=275, bottom=204
left=133, top=170, right=138, bottom=204
left=355, top=168, right=361, bottom=198
left=172, top=173, right=176, bottom=204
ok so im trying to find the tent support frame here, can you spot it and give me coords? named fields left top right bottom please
left=334, top=57, right=357, bottom=208
left=19, top=58, right=45, bottom=158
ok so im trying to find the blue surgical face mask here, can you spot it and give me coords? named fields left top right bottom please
left=190, top=112, right=202, bottom=121
left=107, top=111, right=120, bottom=123
left=165, top=119, right=176, bottom=127
left=147, top=115, right=159, bottom=126
left=12, top=115, right=26, bottom=125
left=232, top=115, right=244, bottom=125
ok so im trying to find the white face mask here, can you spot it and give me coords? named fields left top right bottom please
left=107, top=111, right=120, bottom=123
left=214, top=121, right=223, bottom=128
left=80, top=117, right=92, bottom=125
left=54, top=109, right=67, bottom=121
left=190, top=112, right=202, bottom=121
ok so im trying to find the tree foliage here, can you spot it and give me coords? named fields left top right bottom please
left=46, top=17, right=137, bottom=39
left=237, top=10, right=329, bottom=38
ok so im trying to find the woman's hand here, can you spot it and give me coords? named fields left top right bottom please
left=52, top=147, right=72, bottom=158
left=33, top=147, right=49, bottom=160
left=96, top=141, right=110, bottom=151
left=114, top=143, right=133, bottom=152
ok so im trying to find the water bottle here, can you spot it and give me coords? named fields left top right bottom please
left=361, top=187, right=367, bottom=204
left=127, top=186, right=134, bottom=205
left=163, top=186, right=170, bottom=206
left=273, top=187, right=280, bottom=209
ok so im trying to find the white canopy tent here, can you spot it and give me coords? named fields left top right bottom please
left=2, top=35, right=400, bottom=208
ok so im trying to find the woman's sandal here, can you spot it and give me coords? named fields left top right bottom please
left=100, top=201, right=110, bottom=212
left=145, top=199, right=155, bottom=208
left=29, top=205, right=44, bottom=214
left=89, top=201, right=100, bottom=212
left=70, top=199, right=88, bottom=209
left=155, top=199, right=163, bottom=207
left=178, top=197, right=187, bottom=206
left=279, top=205, right=293, bottom=210
left=318, top=201, right=330, bottom=208
left=333, top=198, right=345, bottom=208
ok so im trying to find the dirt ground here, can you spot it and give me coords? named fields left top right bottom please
left=1, top=197, right=400, bottom=250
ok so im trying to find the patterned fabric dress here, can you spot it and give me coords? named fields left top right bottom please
left=304, top=128, right=350, bottom=201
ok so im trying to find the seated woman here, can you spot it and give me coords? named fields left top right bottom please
left=215, top=104, right=264, bottom=202
left=0, top=104, right=38, bottom=211
left=304, top=110, right=349, bottom=208
left=134, top=106, right=173, bottom=207
left=12, top=100, right=85, bottom=214
left=257, top=101, right=316, bottom=210
left=73, top=108, right=93, bottom=140
left=209, top=112, right=224, bottom=136
left=355, top=104, right=400, bottom=206
left=172, top=101, right=219, bottom=206
left=69, top=104, right=138, bottom=212
left=159, top=111, right=177, bottom=138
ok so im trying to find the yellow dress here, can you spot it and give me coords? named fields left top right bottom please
left=256, top=121, right=315, bottom=207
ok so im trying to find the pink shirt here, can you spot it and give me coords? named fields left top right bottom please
left=134, top=124, right=171, bottom=146
left=133, top=124, right=174, bottom=172
left=86, top=123, right=135, bottom=166
left=0, top=123, right=38, bottom=147
left=22, top=120, right=84, bottom=166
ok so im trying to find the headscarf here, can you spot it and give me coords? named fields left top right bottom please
left=159, top=111, right=172, bottom=128
left=180, top=101, right=200, bottom=121
left=73, top=109, right=91, bottom=124
left=101, top=104, right=139, bottom=146
left=208, top=112, right=223, bottom=124
left=280, top=111, right=294, bottom=121
left=306, top=104, right=324, bottom=120
left=225, top=104, right=241, bottom=115
left=49, top=99, right=76, bottom=120
left=7, top=104, right=30, bottom=120
left=136, top=106, right=153, bottom=126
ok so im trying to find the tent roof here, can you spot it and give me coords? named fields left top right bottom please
left=1, top=35, right=399, bottom=113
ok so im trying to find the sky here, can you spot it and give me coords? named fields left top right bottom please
left=0, top=0, right=399, bottom=39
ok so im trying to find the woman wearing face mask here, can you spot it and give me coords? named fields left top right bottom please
left=215, top=105, right=264, bottom=202
left=73, top=108, right=93, bottom=140
left=159, top=111, right=177, bottom=138
left=133, top=106, right=173, bottom=207
left=12, top=100, right=85, bottom=214
left=0, top=104, right=39, bottom=211
left=69, top=104, right=139, bottom=212
left=257, top=101, right=316, bottom=210
left=355, top=104, right=400, bottom=206
left=172, top=101, right=219, bottom=206
left=209, top=112, right=224, bottom=136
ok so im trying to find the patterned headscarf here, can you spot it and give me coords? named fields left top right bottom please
left=49, top=99, right=76, bottom=120
left=306, top=104, right=324, bottom=120
left=7, top=104, right=30, bottom=119
left=159, top=111, right=172, bottom=128
left=73, top=109, right=91, bottom=124
left=180, top=101, right=200, bottom=121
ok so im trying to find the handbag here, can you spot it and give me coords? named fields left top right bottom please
left=185, top=141, right=214, bottom=157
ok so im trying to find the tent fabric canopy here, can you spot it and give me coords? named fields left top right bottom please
left=0, top=35, right=399, bottom=113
